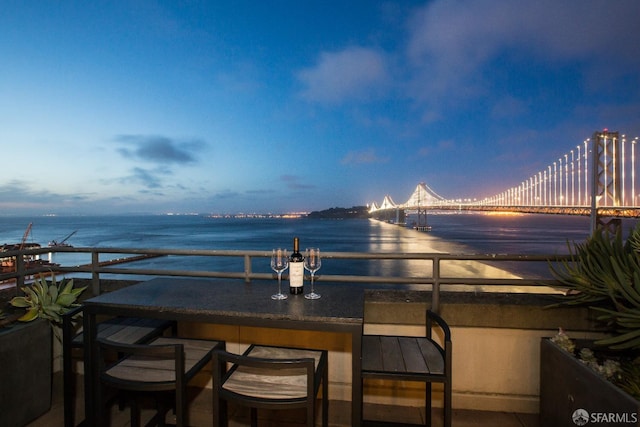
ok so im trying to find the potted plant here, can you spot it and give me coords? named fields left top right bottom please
left=540, top=224, right=640, bottom=426
left=0, top=274, right=86, bottom=426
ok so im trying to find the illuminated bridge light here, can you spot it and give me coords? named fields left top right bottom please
left=368, top=131, right=640, bottom=223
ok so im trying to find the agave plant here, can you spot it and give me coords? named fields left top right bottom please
left=550, top=223, right=640, bottom=351
left=10, top=274, right=86, bottom=325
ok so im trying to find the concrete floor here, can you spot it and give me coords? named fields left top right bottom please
left=27, top=372, right=540, bottom=427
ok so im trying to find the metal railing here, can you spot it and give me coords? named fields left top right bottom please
left=1, top=246, right=567, bottom=312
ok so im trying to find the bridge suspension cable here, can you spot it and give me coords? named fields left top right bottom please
left=368, top=130, right=640, bottom=229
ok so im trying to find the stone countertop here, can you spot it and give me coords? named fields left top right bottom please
left=85, top=277, right=365, bottom=327
left=363, top=288, right=596, bottom=331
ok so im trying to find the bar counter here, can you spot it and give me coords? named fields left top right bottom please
left=83, top=277, right=365, bottom=426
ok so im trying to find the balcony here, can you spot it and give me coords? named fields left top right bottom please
left=1, top=246, right=596, bottom=426
left=26, top=372, right=540, bottom=426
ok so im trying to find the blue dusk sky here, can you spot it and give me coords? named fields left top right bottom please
left=1, top=0, right=639, bottom=215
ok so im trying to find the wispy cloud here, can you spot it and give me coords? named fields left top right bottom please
left=115, top=135, right=204, bottom=165
left=117, top=166, right=173, bottom=190
left=297, top=46, right=389, bottom=105
left=341, top=148, right=388, bottom=165
left=417, top=139, right=455, bottom=157
left=405, top=0, right=640, bottom=105
left=0, top=180, right=91, bottom=211
left=280, top=174, right=315, bottom=190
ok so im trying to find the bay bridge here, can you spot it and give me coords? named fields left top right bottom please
left=368, top=130, right=640, bottom=232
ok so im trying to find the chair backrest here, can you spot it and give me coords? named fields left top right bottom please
left=213, top=345, right=327, bottom=401
left=427, top=309, right=452, bottom=373
left=62, top=305, right=84, bottom=349
left=97, top=337, right=185, bottom=392
left=426, top=309, right=451, bottom=342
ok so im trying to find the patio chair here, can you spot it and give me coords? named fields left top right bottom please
left=62, top=306, right=176, bottom=427
left=361, top=309, right=452, bottom=427
left=96, top=336, right=225, bottom=427
left=212, top=344, right=328, bottom=427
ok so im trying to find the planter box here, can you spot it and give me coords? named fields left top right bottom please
left=540, top=338, right=640, bottom=426
left=0, top=319, right=52, bottom=426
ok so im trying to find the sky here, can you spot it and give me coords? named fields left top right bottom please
left=1, top=0, right=640, bottom=215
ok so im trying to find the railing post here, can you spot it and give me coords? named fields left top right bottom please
left=91, top=251, right=100, bottom=295
left=244, top=254, right=251, bottom=283
left=432, top=255, right=440, bottom=313
left=15, top=253, right=25, bottom=292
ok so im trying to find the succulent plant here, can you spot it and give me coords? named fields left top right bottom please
left=10, top=274, right=86, bottom=324
left=550, top=223, right=640, bottom=351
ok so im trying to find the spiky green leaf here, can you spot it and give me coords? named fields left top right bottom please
left=17, top=307, right=40, bottom=322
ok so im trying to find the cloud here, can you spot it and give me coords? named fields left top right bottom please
left=490, top=96, right=529, bottom=119
left=297, top=46, right=389, bottom=105
left=117, top=166, right=172, bottom=190
left=211, top=190, right=241, bottom=200
left=115, top=135, right=204, bottom=164
left=417, top=139, right=455, bottom=157
left=405, top=0, right=640, bottom=104
left=341, top=148, right=388, bottom=165
left=280, top=175, right=315, bottom=190
left=0, top=180, right=91, bottom=212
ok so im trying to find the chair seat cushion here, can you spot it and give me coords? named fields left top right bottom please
left=222, top=346, right=323, bottom=400
left=72, top=317, right=173, bottom=347
left=105, top=337, right=219, bottom=383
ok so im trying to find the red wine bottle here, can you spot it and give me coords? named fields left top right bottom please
left=289, top=237, right=304, bottom=294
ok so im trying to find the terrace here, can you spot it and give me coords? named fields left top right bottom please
left=1, top=246, right=597, bottom=426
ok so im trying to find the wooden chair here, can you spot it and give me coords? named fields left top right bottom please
left=361, top=309, right=452, bottom=427
left=62, top=306, right=176, bottom=427
left=212, top=344, right=328, bottom=427
left=96, top=335, right=225, bottom=427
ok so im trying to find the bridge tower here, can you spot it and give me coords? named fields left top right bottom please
left=590, top=130, right=622, bottom=233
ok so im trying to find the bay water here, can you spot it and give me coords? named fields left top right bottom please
left=3, top=212, right=635, bottom=284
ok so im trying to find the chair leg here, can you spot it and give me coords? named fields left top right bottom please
left=306, top=402, right=313, bottom=427
left=176, top=386, right=186, bottom=427
left=130, top=397, right=141, bottom=427
left=156, top=396, right=169, bottom=427
left=219, top=400, right=228, bottom=427
left=322, top=365, right=328, bottom=427
left=444, top=380, right=452, bottom=427
left=425, top=382, right=432, bottom=427
left=62, top=347, right=75, bottom=427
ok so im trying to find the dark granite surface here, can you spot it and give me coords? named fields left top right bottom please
left=85, top=277, right=364, bottom=327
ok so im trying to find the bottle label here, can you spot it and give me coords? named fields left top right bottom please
left=289, top=262, right=304, bottom=290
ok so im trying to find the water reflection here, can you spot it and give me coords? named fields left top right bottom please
left=3, top=212, right=617, bottom=293
left=366, top=219, right=522, bottom=281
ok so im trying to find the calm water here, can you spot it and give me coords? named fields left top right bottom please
left=0, top=212, right=637, bottom=281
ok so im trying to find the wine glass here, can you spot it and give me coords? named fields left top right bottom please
left=270, top=248, right=289, bottom=300
left=304, top=248, right=321, bottom=299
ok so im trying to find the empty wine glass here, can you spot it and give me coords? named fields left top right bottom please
left=270, top=248, right=289, bottom=300
left=304, top=248, right=321, bottom=299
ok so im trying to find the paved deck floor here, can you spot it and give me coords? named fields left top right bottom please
left=27, top=372, right=540, bottom=427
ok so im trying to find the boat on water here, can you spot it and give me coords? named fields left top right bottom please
left=1, top=242, right=59, bottom=274
left=48, top=230, right=77, bottom=248
left=1, top=223, right=59, bottom=275
left=413, top=224, right=432, bottom=232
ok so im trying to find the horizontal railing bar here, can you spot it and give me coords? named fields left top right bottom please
left=4, top=246, right=569, bottom=261
left=51, top=267, right=558, bottom=286
left=2, top=246, right=568, bottom=311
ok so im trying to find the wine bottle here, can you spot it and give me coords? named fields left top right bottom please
left=289, top=237, right=304, bottom=294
